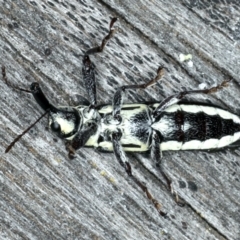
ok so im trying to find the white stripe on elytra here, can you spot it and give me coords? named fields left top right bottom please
left=152, top=103, right=240, bottom=151
left=164, top=104, right=240, bottom=124
left=160, top=132, right=240, bottom=151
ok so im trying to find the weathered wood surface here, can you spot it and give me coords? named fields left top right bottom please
left=0, top=0, right=240, bottom=239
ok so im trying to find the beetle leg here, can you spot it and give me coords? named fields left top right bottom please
left=112, top=67, right=164, bottom=120
left=82, top=56, right=97, bottom=107
left=153, top=79, right=231, bottom=118
left=112, top=130, right=167, bottom=216
left=151, top=131, right=185, bottom=207
left=83, top=18, right=118, bottom=107
left=66, top=122, right=98, bottom=159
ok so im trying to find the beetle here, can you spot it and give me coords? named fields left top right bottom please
left=2, top=18, right=240, bottom=216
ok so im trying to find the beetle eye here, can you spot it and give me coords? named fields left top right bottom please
left=51, top=122, right=61, bottom=132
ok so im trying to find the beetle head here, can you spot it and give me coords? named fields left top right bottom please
left=49, top=107, right=82, bottom=139
left=29, top=83, right=82, bottom=139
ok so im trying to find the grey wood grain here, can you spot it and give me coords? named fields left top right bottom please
left=0, top=0, right=239, bottom=239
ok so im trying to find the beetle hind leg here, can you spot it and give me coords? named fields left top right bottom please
left=151, top=131, right=185, bottom=207
left=112, top=130, right=167, bottom=217
left=153, top=79, right=231, bottom=119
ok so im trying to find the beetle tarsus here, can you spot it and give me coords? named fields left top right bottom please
left=84, top=17, right=118, bottom=56
left=205, top=79, right=231, bottom=94
left=66, top=142, right=76, bottom=160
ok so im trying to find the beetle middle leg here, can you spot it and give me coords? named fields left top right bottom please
left=112, top=67, right=164, bottom=120
left=112, top=130, right=166, bottom=216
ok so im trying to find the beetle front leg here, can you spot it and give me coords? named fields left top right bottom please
left=112, top=130, right=166, bottom=216
left=66, top=122, right=98, bottom=159
left=112, top=67, right=164, bottom=120
left=82, top=56, right=97, bottom=107
left=151, top=131, right=185, bottom=207
left=153, top=79, right=231, bottom=118
left=83, top=18, right=118, bottom=107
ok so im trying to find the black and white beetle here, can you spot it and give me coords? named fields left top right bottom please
left=3, top=18, right=240, bottom=216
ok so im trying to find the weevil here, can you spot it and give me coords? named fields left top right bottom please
left=3, top=18, right=239, bottom=216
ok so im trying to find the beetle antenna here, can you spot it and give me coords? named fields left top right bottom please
left=5, top=111, right=48, bottom=153
left=2, top=66, right=32, bottom=93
